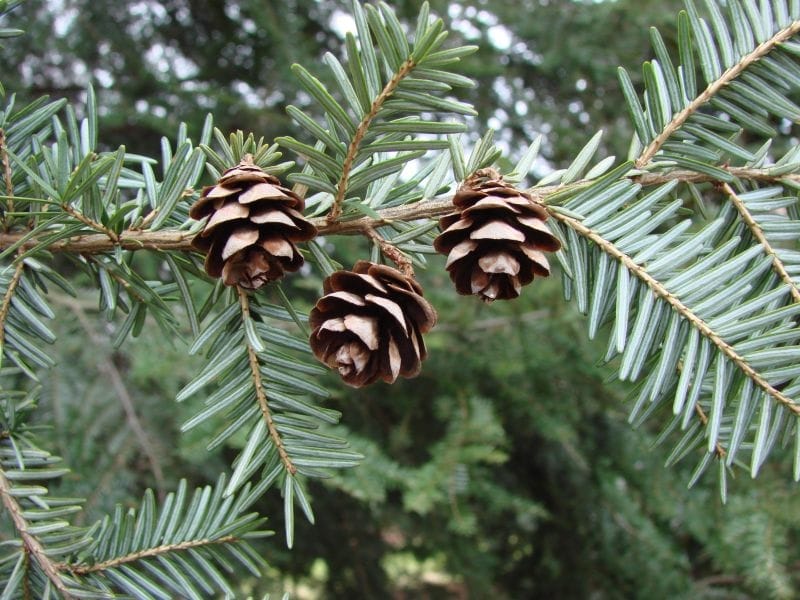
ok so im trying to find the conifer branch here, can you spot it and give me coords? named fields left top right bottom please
left=549, top=209, right=800, bottom=416
left=0, top=468, right=76, bottom=599
left=62, top=535, right=237, bottom=575
left=328, top=57, right=417, bottom=223
left=0, top=166, right=797, bottom=256
left=635, top=19, right=800, bottom=168
left=722, top=182, right=800, bottom=304
left=237, top=287, right=297, bottom=476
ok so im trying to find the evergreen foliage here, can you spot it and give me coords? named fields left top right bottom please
left=0, top=0, right=799, bottom=597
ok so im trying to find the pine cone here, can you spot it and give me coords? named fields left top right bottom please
left=433, top=169, right=561, bottom=302
left=309, top=261, right=437, bottom=388
left=189, top=156, right=316, bottom=289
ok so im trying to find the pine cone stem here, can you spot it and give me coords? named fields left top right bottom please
left=363, top=226, right=414, bottom=278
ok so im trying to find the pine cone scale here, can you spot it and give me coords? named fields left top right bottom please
left=344, top=314, right=381, bottom=350
left=237, top=182, right=292, bottom=204
left=222, top=227, right=259, bottom=259
left=206, top=202, right=250, bottom=230
left=364, top=294, right=408, bottom=333
left=479, top=252, right=520, bottom=275
left=470, top=220, right=527, bottom=241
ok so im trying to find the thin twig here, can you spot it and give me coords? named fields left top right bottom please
left=636, top=20, right=800, bottom=168
left=633, top=167, right=800, bottom=187
left=693, top=403, right=727, bottom=458
left=59, top=295, right=167, bottom=496
left=0, top=229, right=193, bottom=254
left=0, top=259, right=24, bottom=352
left=328, top=57, right=417, bottom=223
left=85, top=255, right=149, bottom=305
left=363, top=226, right=414, bottom=277
left=62, top=536, right=237, bottom=575
left=237, top=287, right=297, bottom=475
left=0, top=128, right=14, bottom=223
left=0, top=469, right=76, bottom=598
left=722, top=182, right=800, bottom=304
left=61, top=203, right=119, bottom=242
left=549, top=210, right=800, bottom=416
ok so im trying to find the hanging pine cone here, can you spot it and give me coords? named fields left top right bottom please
left=189, top=156, right=317, bottom=289
left=433, top=168, right=561, bottom=302
left=309, top=261, right=437, bottom=388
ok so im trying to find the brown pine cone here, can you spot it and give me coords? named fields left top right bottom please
left=189, top=156, right=317, bottom=289
left=433, top=169, right=561, bottom=302
left=309, top=261, right=437, bottom=388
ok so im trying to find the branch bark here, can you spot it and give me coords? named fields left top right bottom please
left=63, top=535, right=237, bottom=575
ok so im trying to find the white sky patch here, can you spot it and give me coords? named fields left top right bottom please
left=330, top=9, right=356, bottom=38
left=52, top=3, right=77, bottom=37
left=93, top=68, right=114, bottom=88
left=476, top=9, right=498, bottom=26
left=450, top=17, right=481, bottom=40
left=487, top=25, right=512, bottom=51
left=492, top=77, right=513, bottom=104
left=144, top=44, right=199, bottom=79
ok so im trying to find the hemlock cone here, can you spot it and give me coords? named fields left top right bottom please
left=309, top=261, right=437, bottom=387
left=434, top=169, right=561, bottom=302
left=189, top=156, right=317, bottom=289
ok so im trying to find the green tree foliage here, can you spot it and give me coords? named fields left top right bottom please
left=1, top=0, right=800, bottom=598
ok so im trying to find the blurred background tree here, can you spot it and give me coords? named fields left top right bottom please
left=4, top=0, right=800, bottom=598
